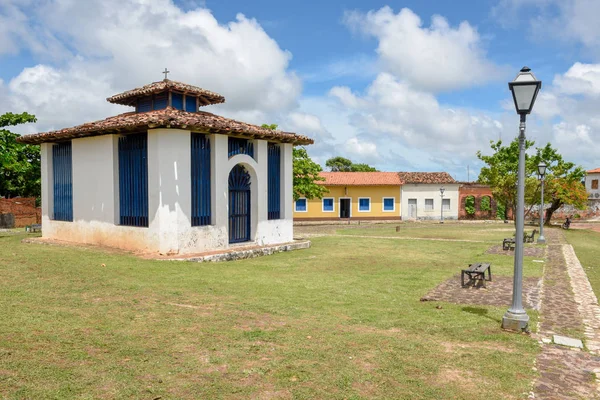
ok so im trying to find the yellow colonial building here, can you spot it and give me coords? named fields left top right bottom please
left=293, top=172, right=403, bottom=221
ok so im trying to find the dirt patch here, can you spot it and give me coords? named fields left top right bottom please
left=421, top=274, right=542, bottom=310
left=441, top=341, right=516, bottom=354
left=486, top=244, right=546, bottom=257
left=436, top=368, right=478, bottom=392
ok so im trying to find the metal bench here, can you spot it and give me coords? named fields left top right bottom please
left=502, top=238, right=515, bottom=250
left=461, top=262, right=492, bottom=287
left=26, top=224, right=42, bottom=233
left=524, top=229, right=537, bottom=243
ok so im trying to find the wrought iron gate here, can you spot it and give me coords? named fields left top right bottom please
left=229, top=165, right=251, bottom=243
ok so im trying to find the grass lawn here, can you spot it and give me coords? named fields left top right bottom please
left=564, top=228, right=600, bottom=298
left=0, top=226, right=541, bottom=399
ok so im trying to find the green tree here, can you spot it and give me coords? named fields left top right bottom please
left=531, top=143, right=587, bottom=225
left=262, top=124, right=327, bottom=200
left=0, top=112, right=40, bottom=199
left=293, top=147, right=328, bottom=200
left=350, top=163, right=378, bottom=172
left=477, top=139, right=587, bottom=225
left=325, top=156, right=353, bottom=172
left=325, top=156, right=378, bottom=172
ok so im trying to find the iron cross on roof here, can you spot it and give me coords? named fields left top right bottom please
left=162, top=68, right=170, bottom=79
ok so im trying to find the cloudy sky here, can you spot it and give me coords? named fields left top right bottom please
left=1, top=0, right=599, bottom=180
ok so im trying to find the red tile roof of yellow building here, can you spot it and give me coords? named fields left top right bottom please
left=318, top=172, right=404, bottom=186
left=587, top=168, right=600, bottom=173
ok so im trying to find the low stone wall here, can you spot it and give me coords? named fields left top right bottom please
left=0, top=198, right=41, bottom=228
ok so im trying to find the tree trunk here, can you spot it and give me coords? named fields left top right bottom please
left=544, top=199, right=562, bottom=226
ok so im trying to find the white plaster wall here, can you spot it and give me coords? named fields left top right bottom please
left=41, top=135, right=159, bottom=251
left=39, top=131, right=295, bottom=254
left=586, top=173, right=600, bottom=199
left=401, top=184, right=460, bottom=220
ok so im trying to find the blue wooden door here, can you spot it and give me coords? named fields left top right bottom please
left=229, top=165, right=251, bottom=243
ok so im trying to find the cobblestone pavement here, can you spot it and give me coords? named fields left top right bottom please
left=420, top=275, right=542, bottom=309
left=532, top=228, right=600, bottom=400
left=486, top=244, right=546, bottom=257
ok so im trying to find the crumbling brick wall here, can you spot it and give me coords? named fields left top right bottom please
left=458, top=183, right=498, bottom=220
left=0, top=198, right=41, bottom=227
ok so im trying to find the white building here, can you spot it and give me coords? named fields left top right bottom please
left=398, top=172, right=460, bottom=221
left=18, top=78, right=313, bottom=255
left=585, top=168, right=600, bottom=201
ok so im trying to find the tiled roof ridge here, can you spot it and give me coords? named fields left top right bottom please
left=107, top=79, right=225, bottom=106
left=16, top=107, right=313, bottom=145
left=587, top=168, right=600, bottom=173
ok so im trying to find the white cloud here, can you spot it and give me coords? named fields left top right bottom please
left=553, top=62, right=600, bottom=96
left=494, top=0, right=600, bottom=52
left=1, top=0, right=301, bottom=135
left=344, top=6, right=507, bottom=92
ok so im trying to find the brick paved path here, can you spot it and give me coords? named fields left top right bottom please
left=532, top=228, right=600, bottom=399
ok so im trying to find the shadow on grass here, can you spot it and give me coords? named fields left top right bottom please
left=462, top=306, right=501, bottom=323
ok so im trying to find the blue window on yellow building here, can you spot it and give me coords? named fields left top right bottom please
left=322, top=198, right=334, bottom=212
left=383, top=197, right=395, bottom=211
left=359, top=198, right=370, bottom=212
left=295, top=198, right=307, bottom=212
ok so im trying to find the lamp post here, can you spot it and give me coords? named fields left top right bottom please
left=502, top=66, right=542, bottom=332
left=440, top=187, right=445, bottom=223
left=537, top=162, right=547, bottom=244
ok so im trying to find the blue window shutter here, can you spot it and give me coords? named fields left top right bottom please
left=384, top=198, right=394, bottom=210
left=191, top=133, right=211, bottom=226
left=228, top=137, right=254, bottom=158
left=296, top=199, right=306, bottom=212
left=267, top=143, right=281, bottom=220
left=118, top=133, right=148, bottom=227
left=323, top=198, right=333, bottom=211
left=359, top=198, right=370, bottom=211
left=137, top=96, right=152, bottom=112
left=172, top=93, right=183, bottom=110
left=52, top=142, right=73, bottom=221
left=185, top=96, right=197, bottom=112
left=153, top=93, right=168, bottom=110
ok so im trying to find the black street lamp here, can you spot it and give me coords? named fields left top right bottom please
left=502, top=67, right=542, bottom=332
left=537, top=162, right=547, bottom=244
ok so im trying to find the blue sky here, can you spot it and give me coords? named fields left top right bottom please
left=1, top=0, right=600, bottom=180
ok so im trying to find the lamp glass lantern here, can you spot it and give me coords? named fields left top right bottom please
left=440, top=187, right=445, bottom=195
left=509, top=67, right=542, bottom=114
left=538, top=162, right=547, bottom=177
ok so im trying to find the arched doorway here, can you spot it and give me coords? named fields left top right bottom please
left=229, top=164, right=251, bottom=243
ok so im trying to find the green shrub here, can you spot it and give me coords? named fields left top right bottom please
left=465, top=196, right=475, bottom=215
left=496, top=203, right=506, bottom=220
left=480, top=196, right=491, bottom=212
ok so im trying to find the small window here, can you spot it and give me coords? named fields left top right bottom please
left=593, top=179, right=599, bottom=190
left=383, top=197, right=395, bottom=212
left=137, top=96, right=152, bottom=112
left=185, top=96, right=197, bottom=112
left=172, top=93, right=183, bottom=110
left=322, top=198, right=334, bottom=212
left=442, top=198, right=450, bottom=211
left=153, top=93, right=168, bottom=110
left=425, top=198, right=434, bottom=211
left=295, top=198, right=307, bottom=212
left=358, top=198, right=371, bottom=212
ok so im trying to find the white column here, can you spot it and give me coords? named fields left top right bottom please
left=40, top=143, right=54, bottom=227
left=281, top=143, right=294, bottom=220
left=148, top=128, right=192, bottom=254
left=211, top=134, right=229, bottom=231
left=254, top=140, right=268, bottom=225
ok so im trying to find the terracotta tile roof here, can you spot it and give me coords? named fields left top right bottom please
left=398, top=172, right=456, bottom=184
left=587, top=168, right=600, bottom=174
left=106, top=79, right=225, bottom=107
left=17, top=107, right=313, bottom=145
left=318, top=172, right=403, bottom=186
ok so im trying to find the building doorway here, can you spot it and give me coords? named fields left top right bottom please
left=339, top=198, right=351, bottom=218
left=408, top=199, right=417, bottom=219
left=229, top=165, right=251, bottom=243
